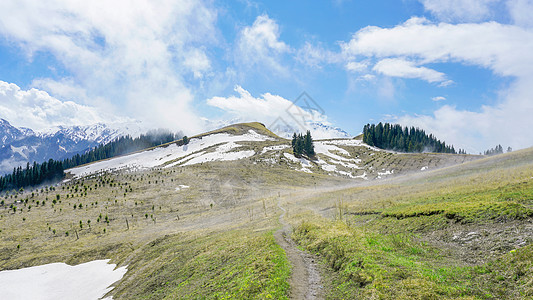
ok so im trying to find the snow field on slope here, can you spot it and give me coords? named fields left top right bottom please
left=68, top=130, right=273, bottom=178
left=0, top=259, right=126, bottom=300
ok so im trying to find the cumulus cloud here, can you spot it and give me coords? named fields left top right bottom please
left=0, top=0, right=218, bottom=134
left=342, top=17, right=533, bottom=77
left=0, top=81, right=113, bottom=130
left=342, top=17, right=533, bottom=152
left=207, top=86, right=344, bottom=139
left=373, top=58, right=447, bottom=83
left=396, top=87, right=533, bottom=154
left=236, top=15, right=291, bottom=74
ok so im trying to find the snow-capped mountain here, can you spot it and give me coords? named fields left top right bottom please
left=267, top=120, right=350, bottom=140
left=0, top=119, right=143, bottom=174
left=204, top=118, right=350, bottom=140
left=0, top=119, right=35, bottom=145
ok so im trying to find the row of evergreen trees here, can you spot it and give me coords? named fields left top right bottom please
left=0, top=130, right=182, bottom=193
left=363, top=123, right=463, bottom=154
left=483, top=144, right=512, bottom=156
left=291, top=131, right=315, bottom=158
left=484, top=144, right=504, bottom=156
left=0, top=160, right=64, bottom=192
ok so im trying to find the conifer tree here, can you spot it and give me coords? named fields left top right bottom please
left=304, top=130, right=315, bottom=156
left=291, top=131, right=315, bottom=158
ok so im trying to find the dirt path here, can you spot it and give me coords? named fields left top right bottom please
left=274, top=200, right=323, bottom=300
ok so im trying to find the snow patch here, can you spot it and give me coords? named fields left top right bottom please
left=0, top=259, right=126, bottom=300
left=317, top=159, right=337, bottom=172
left=314, top=141, right=362, bottom=165
left=283, top=153, right=314, bottom=173
left=175, top=185, right=190, bottom=191
left=327, top=158, right=361, bottom=169
left=182, top=149, right=255, bottom=166
left=353, top=172, right=368, bottom=180
left=322, top=138, right=382, bottom=151
left=377, top=169, right=394, bottom=179
left=260, top=144, right=290, bottom=154
left=10, top=145, right=28, bottom=159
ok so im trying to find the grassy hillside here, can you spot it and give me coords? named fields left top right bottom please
left=287, top=147, right=533, bottom=299
left=0, top=157, right=345, bottom=298
left=1, top=124, right=530, bottom=299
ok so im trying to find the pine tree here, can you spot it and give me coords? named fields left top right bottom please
left=295, top=136, right=304, bottom=157
left=304, top=130, right=315, bottom=156
left=291, top=131, right=315, bottom=158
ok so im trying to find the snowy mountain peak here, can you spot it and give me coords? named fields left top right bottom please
left=0, top=119, right=143, bottom=174
left=0, top=119, right=32, bottom=145
left=204, top=118, right=350, bottom=140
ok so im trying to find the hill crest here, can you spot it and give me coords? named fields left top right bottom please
left=66, top=121, right=481, bottom=182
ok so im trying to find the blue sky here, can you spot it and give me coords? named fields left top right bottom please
left=0, top=0, right=532, bottom=153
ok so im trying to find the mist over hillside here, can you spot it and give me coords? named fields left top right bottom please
left=1, top=1, right=533, bottom=298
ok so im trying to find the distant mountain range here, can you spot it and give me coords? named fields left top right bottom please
left=0, top=119, right=142, bottom=175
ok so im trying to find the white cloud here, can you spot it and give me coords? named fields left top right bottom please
left=236, top=15, right=290, bottom=73
left=207, top=86, right=344, bottom=139
left=420, top=0, right=499, bottom=22
left=373, top=58, right=447, bottom=83
left=296, top=42, right=342, bottom=68
left=0, top=81, right=113, bottom=130
left=396, top=91, right=533, bottom=154
left=343, top=17, right=533, bottom=151
left=0, top=0, right=218, bottom=134
left=182, top=48, right=211, bottom=79
left=342, top=18, right=533, bottom=78
left=421, top=0, right=533, bottom=28
left=345, top=61, right=368, bottom=73
left=431, top=96, right=446, bottom=101
left=358, top=74, right=376, bottom=81
left=507, top=0, right=533, bottom=28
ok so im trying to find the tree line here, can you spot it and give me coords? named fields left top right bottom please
left=292, top=131, right=315, bottom=158
left=483, top=144, right=512, bottom=156
left=0, top=130, right=182, bottom=193
left=363, top=123, right=464, bottom=154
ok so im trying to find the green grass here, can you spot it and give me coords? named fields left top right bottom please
left=381, top=178, right=533, bottom=223
left=113, top=229, right=290, bottom=299
left=285, top=147, right=533, bottom=299
left=293, top=217, right=533, bottom=299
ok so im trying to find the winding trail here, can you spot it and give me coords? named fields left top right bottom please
left=274, top=200, right=323, bottom=300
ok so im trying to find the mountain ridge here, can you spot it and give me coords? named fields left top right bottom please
left=66, top=121, right=480, bottom=182
left=0, top=119, right=143, bottom=174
